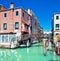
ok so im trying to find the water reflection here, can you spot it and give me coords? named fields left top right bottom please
left=53, top=51, right=56, bottom=60
left=0, top=48, right=31, bottom=61
left=0, top=43, right=60, bottom=61
left=0, top=49, right=21, bottom=61
left=27, top=48, right=29, bottom=53
left=0, top=49, right=16, bottom=56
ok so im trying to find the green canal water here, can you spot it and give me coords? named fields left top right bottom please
left=0, top=42, right=60, bottom=61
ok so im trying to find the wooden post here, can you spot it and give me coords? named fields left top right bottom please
left=27, top=40, right=30, bottom=47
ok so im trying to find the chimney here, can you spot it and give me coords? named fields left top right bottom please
left=28, top=9, right=31, bottom=15
left=28, top=8, right=33, bottom=16
left=10, top=2, right=14, bottom=9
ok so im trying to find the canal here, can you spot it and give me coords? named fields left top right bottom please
left=0, top=42, right=60, bottom=61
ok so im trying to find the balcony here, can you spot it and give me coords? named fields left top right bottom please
left=21, top=24, right=29, bottom=33
left=22, top=19, right=30, bottom=25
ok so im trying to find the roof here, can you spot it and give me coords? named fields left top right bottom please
left=0, top=6, right=31, bottom=17
left=53, top=13, right=60, bottom=15
left=0, top=4, right=6, bottom=9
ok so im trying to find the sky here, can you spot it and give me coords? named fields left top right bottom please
left=0, top=0, right=60, bottom=30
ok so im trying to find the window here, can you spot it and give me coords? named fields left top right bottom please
left=3, top=23, right=7, bottom=30
left=4, top=35, right=8, bottom=42
left=15, top=22, right=19, bottom=29
left=22, top=12, right=24, bottom=17
left=56, top=33, right=59, bottom=35
left=16, top=11, right=19, bottom=16
left=0, top=35, right=1, bottom=42
left=2, top=35, right=4, bottom=42
left=32, top=27, right=34, bottom=31
left=56, top=16, right=59, bottom=20
left=25, top=24, right=29, bottom=29
left=4, top=13, right=7, bottom=17
left=0, top=24, right=1, bottom=30
left=56, top=24, right=59, bottom=28
left=35, top=22, right=36, bottom=25
left=31, top=20, right=35, bottom=24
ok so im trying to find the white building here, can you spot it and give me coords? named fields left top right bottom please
left=44, top=30, right=52, bottom=38
left=52, top=13, right=60, bottom=43
left=44, top=30, right=52, bottom=34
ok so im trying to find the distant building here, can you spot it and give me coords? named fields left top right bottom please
left=44, top=30, right=52, bottom=38
left=52, top=13, right=60, bottom=43
left=44, top=30, right=52, bottom=34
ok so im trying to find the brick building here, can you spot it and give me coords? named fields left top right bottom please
left=0, top=2, right=42, bottom=48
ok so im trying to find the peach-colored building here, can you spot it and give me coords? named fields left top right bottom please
left=0, top=2, right=42, bottom=48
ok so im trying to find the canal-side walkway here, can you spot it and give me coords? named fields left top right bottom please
left=0, top=42, right=60, bottom=61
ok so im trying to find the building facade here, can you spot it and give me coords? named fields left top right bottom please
left=0, top=3, right=30, bottom=43
left=0, top=2, right=42, bottom=48
left=52, top=13, right=60, bottom=43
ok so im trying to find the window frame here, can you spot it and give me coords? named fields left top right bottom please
left=3, top=23, right=7, bottom=30
left=56, top=24, right=59, bottom=28
left=16, top=11, right=19, bottom=16
left=56, top=16, right=59, bottom=20
left=15, top=22, right=19, bottom=29
left=22, top=12, right=24, bottom=17
left=4, top=13, right=7, bottom=17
